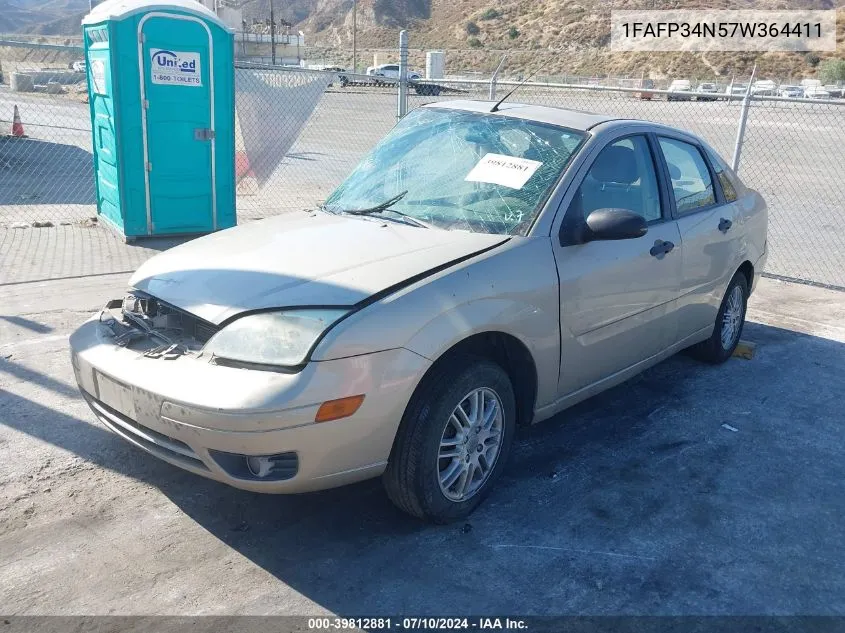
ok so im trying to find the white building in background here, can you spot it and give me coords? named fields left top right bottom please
left=195, top=0, right=243, bottom=31
left=194, top=0, right=305, bottom=47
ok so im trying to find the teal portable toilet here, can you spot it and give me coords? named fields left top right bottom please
left=82, top=0, right=236, bottom=239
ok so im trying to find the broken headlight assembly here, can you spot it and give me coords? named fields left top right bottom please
left=99, top=293, right=213, bottom=356
left=202, top=309, right=349, bottom=369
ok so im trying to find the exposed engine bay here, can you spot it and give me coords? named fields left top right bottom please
left=98, top=292, right=220, bottom=359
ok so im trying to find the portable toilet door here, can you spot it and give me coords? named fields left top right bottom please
left=141, top=17, right=217, bottom=233
left=82, top=0, right=235, bottom=238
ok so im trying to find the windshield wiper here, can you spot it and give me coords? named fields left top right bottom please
left=333, top=191, right=431, bottom=229
left=381, top=213, right=430, bottom=229
left=343, top=191, right=409, bottom=215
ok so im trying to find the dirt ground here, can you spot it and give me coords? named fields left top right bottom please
left=2, top=269, right=845, bottom=617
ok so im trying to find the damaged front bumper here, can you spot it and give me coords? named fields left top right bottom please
left=70, top=304, right=430, bottom=493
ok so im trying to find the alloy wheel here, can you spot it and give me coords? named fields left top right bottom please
left=437, top=387, right=504, bottom=502
left=721, top=285, right=744, bottom=350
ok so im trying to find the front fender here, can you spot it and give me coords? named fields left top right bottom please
left=312, top=237, right=561, bottom=409
left=402, top=297, right=559, bottom=409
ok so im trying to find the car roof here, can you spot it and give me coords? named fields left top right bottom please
left=419, top=100, right=715, bottom=146
left=421, top=100, right=621, bottom=131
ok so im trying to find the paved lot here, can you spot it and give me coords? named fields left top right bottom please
left=2, top=265, right=845, bottom=615
left=2, top=81, right=845, bottom=286
left=0, top=225, right=187, bottom=285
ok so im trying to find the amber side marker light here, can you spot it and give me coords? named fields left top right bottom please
left=315, top=395, right=365, bottom=423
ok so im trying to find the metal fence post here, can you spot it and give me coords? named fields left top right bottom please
left=397, top=30, right=408, bottom=120
left=731, top=65, right=756, bottom=173
left=489, top=55, right=507, bottom=100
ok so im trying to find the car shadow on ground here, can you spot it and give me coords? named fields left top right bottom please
left=0, top=314, right=52, bottom=333
left=3, top=321, right=845, bottom=614
left=0, top=137, right=95, bottom=206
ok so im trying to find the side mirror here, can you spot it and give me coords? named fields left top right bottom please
left=584, top=208, right=648, bottom=241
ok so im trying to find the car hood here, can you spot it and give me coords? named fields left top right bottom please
left=129, top=212, right=508, bottom=325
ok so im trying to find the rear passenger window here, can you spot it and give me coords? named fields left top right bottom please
left=569, top=135, right=662, bottom=223
left=705, top=148, right=739, bottom=202
left=658, top=137, right=716, bottom=215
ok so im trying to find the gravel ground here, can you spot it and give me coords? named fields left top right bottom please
left=2, top=273, right=845, bottom=617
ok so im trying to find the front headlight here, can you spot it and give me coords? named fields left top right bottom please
left=204, top=309, right=348, bottom=368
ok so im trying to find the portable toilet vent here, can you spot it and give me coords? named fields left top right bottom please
left=82, top=0, right=236, bottom=239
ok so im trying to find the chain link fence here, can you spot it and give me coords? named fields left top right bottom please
left=2, top=40, right=845, bottom=289
left=0, top=40, right=91, bottom=231
left=232, top=64, right=401, bottom=221
left=408, top=79, right=845, bottom=288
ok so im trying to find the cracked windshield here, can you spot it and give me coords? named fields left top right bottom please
left=322, top=107, right=585, bottom=235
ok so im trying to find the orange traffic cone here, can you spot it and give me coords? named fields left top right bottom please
left=11, top=105, right=25, bottom=137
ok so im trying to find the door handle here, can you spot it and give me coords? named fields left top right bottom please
left=718, top=218, right=733, bottom=233
left=649, top=240, right=675, bottom=258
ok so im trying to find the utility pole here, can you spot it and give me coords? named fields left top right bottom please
left=270, top=0, right=277, bottom=65
left=352, top=0, right=357, bottom=73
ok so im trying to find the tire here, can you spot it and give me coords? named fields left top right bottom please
left=383, top=355, right=516, bottom=523
left=689, top=272, right=748, bottom=364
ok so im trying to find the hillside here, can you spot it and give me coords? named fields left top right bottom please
left=1, top=0, right=843, bottom=79
left=0, top=0, right=87, bottom=35
left=282, top=0, right=845, bottom=79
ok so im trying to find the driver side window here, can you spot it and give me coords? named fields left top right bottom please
left=569, top=135, right=662, bottom=223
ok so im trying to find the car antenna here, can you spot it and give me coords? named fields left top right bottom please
left=490, top=68, right=541, bottom=112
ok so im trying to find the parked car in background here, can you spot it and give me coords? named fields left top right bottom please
left=70, top=100, right=768, bottom=523
left=667, top=79, right=693, bottom=101
left=695, top=82, right=719, bottom=101
left=71, top=60, right=86, bottom=72
left=725, top=83, right=748, bottom=99
left=366, top=63, right=422, bottom=82
left=637, top=78, right=655, bottom=100
left=751, top=80, right=777, bottom=96
left=777, top=85, right=803, bottom=98
left=804, top=85, right=831, bottom=99
left=823, top=85, right=845, bottom=99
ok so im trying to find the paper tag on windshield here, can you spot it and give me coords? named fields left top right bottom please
left=465, top=153, right=542, bottom=190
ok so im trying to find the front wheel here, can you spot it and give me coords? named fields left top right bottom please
left=689, top=273, right=748, bottom=363
left=383, top=356, right=516, bottom=523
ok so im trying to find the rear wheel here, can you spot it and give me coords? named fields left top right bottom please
left=689, top=273, right=748, bottom=363
left=383, top=356, right=516, bottom=523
